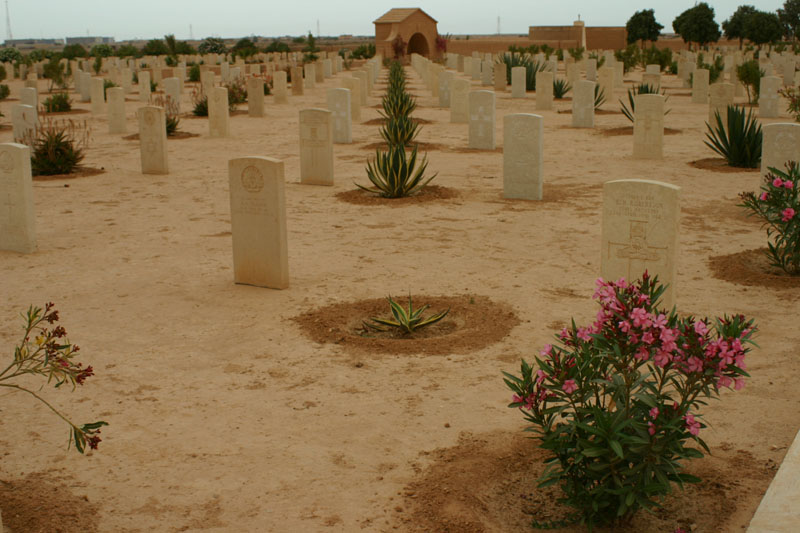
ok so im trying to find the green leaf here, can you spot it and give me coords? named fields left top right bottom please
left=609, top=440, right=624, bottom=459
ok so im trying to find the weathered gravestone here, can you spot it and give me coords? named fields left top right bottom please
left=493, top=62, right=506, bottom=92
left=247, top=77, right=265, bottom=117
left=138, top=106, right=168, bottom=174
left=438, top=70, right=453, bottom=107
left=586, top=58, right=597, bottom=82
left=692, top=68, right=709, bottom=104
left=327, top=88, right=352, bottom=143
left=450, top=78, right=470, bottom=123
left=340, top=77, right=361, bottom=122
left=299, top=108, right=334, bottom=186
left=511, top=66, right=526, bottom=98
left=291, top=67, right=304, bottom=95
left=273, top=70, right=288, bottom=104
left=503, top=113, right=543, bottom=200
left=601, top=179, right=680, bottom=308
left=761, top=123, right=800, bottom=177
left=11, top=104, right=36, bottom=143
left=598, top=67, right=614, bottom=104
left=572, top=80, right=595, bottom=128
left=468, top=90, right=496, bottom=150
left=535, top=71, right=554, bottom=111
left=633, top=94, right=664, bottom=159
left=481, top=60, right=493, bottom=86
left=352, top=71, right=369, bottom=104
left=163, top=77, right=180, bottom=113
left=228, top=156, right=289, bottom=289
left=303, top=63, right=316, bottom=89
left=90, top=77, right=105, bottom=114
left=107, top=87, right=127, bottom=134
left=759, top=76, right=781, bottom=118
left=138, top=70, right=151, bottom=103
left=708, top=82, right=734, bottom=127
left=0, top=143, right=36, bottom=253
left=208, top=86, right=230, bottom=138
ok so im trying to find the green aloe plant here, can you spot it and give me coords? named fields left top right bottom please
left=620, top=83, right=670, bottom=123
left=704, top=105, right=762, bottom=168
left=380, top=115, right=419, bottom=146
left=553, top=78, right=571, bottom=99
left=365, top=295, right=450, bottom=334
left=359, top=143, right=437, bottom=198
left=594, top=85, right=605, bottom=111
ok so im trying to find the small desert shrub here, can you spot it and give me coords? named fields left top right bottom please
left=152, top=94, right=180, bottom=136
left=359, top=144, right=437, bottom=198
left=0, top=84, right=9, bottom=100
left=704, top=105, right=762, bottom=168
left=364, top=295, right=449, bottom=334
left=553, top=78, right=571, bottom=99
left=620, top=83, right=670, bottom=123
left=188, top=63, right=200, bottom=82
left=737, top=60, right=763, bottom=105
left=504, top=273, right=756, bottom=530
left=43, top=92, right=72, bottom=113
left=191, top=88, right=208, bottom=116
left=25, top=118, right=90, bottom=176
left=779, top=86, right=800, bottom=122
left=103, top=79, right=116, bottom=99
left=225, top=78, right=247, bottom=108
left=0, top=64, right=6, bottom=81
left=150, top=80, right=158, bottom=93
left=739, top=162, right=800, bottom=275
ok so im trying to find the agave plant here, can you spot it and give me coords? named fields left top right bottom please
left=620, top=83, right=670, bottom=123
left=594, top=85, right=605, bottom=111
left=380, top=90, right=416, bottom=119
left=359, top=143, right=437, bottom=198
left=553, top=78, right=571, bottom=99
left=497, top=53, right=547, bottom=91
left=380, top=115, right=420, bottom=146
left=704, top=105, right=762, bottom=168
left=365, top=295, right=450, bottom=334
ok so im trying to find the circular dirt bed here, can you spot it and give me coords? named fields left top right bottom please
left=558, top=109, right=621, bottom=115
left=393, top=430, right=776, bottom=533
left=32, top=166, right=105, bottom=181
left=689, top=158, right=759, bottom=173
left=360, top=141, right=447, bottom=152
left=598, top=126, right=682, bottom=137
left=362, top=117, right=434, bottom=126
left=292, top=294, right=519, bottom=355
left=123, top=131, right=200, bottom=141
left=335, top=185, right=460, bottom=206
left=709, top=248, right=800, bottom=290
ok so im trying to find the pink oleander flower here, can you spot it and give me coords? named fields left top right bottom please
left=717, top=375, right=732, bottom=389
left=654, top=349, right=672, bottom=367
left=649, top=407, right=659, bottom=419
left=694, top=320, right=708, bottom=336
left=634, top=346, right=650, bottom=361
left=686, top=356, right=703, bottom=373
left=653, top=313, right=667, bottom=329
left=773, top=177, right=784, bottom=187
left=684, top=413, right=701, bottom=436
left=781, top=207, right=796, bottom=222
left=784, top=180, right=794, bottom=189
left=536, top=369, right=547, bottom=384
left=619, top=320, right=632, bottom=333
left=577, top=327, right=592, bottom=342
left=540, top=344, right=553, bottom=356
left=630, top=307, right=651, bottom=328
left=641, top=331, right=655, bottom=345
left=562, top=379, right=578, bottom=394
left=648, top=421, right=656, bottom=436
left=759, top=191, right=769, bottom=201
left=735, top=378, right=746, bottom=390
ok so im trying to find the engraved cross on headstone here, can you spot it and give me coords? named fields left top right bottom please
left=607, top=220, right=667, bottom=279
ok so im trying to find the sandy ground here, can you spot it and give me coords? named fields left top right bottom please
left=1, top=60, right=799, bottom=533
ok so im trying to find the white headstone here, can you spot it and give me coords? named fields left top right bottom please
left=299, top=108, right=334, bottom=186
left=137, top=106, right=168, bottom=175
left=107, top=87, right=127, bottom=134
left=503, top=113, right=543, bottom=200
left=468, top=90, right=496, bottom=150
left=0, top=143, right=36, bottom=253
left=572, top=80, right=595, bottom=128
left=208, top=86, right=230, bottom=138
left=633, top=94, right=664, bottom=159
left=761, top=123, right=800, bottom=177
left=327, top=88, right=352, bottom=143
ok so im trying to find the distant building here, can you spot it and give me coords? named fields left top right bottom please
left=4, top=38, right=62, bottom=46
left=65, top=36, right=115, bottom=46
left=374, top=8, right=439, bottom=60
left=529, top=21, right=626, bottom=50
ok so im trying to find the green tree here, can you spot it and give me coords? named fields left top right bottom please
left=232, top=37, right=258, bottom=58
left=116, top=44, right=141, bottom=58
left=175, top=41, right=196, bottom=55
left=90, top=44, right=113, bottom=57
left=722, top=5, right=757, bottom=48
left=778, top=0, right=800, bottom=40
left=302, top=32, right=319, bottom=62
left=142, top=38, right=169, bottom=56
left=0, top=47, right=22, bottom=63
left=673, top=2, right=722, bottom=48
left=626, top=9, right=664, bottom=45
left=61, top=43, right=88, bottom=59
left=164, top=34, right=178, bottom=56
left=264, top=39, right=290, bottom=53
left=746, top=10, right=784, bottom=47
left=198, top=37, right=227, bottom=54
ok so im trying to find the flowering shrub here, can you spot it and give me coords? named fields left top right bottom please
left=739, top=162, right=800, bottom=275
left=1, top=303, right=107, bottom=453
left=503, top=273, right=756, bottom=529
left=779, top=86, right=800, bottom=122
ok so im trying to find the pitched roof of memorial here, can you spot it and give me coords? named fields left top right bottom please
left=373, top=8, right=437, bottom=24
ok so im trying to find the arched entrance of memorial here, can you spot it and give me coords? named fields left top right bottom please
left=407, top=32, right=429, bottom=57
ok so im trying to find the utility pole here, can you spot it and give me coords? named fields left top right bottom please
left=189, top=24, right=194, bottom=40
left=5, top=0, right=12, bottom=41
left=316, top=19, right=320, bottom=38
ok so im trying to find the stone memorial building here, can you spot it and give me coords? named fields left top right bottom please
left=374, top=8, right=440, bottom=60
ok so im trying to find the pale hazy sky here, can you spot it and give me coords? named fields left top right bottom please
left=6, top=0, right=787, bottom=42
